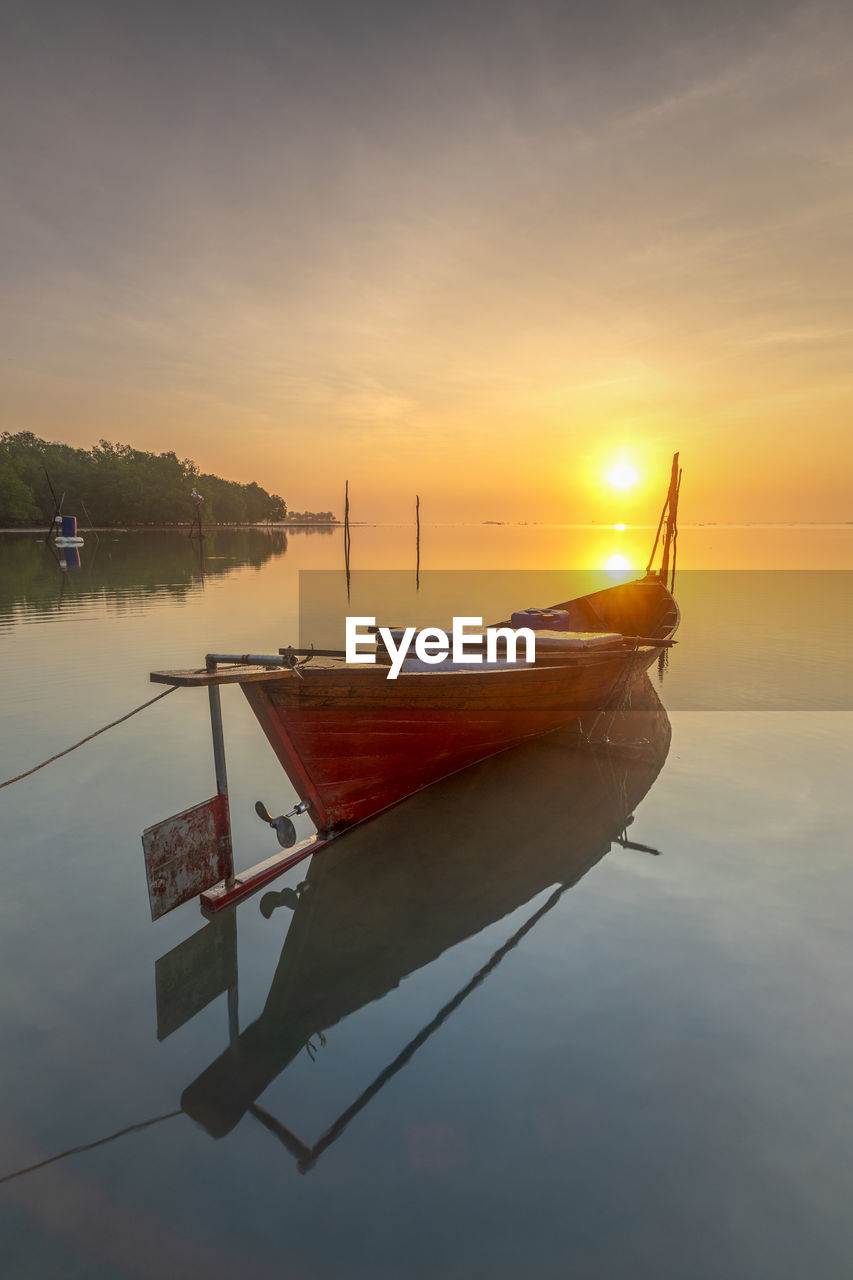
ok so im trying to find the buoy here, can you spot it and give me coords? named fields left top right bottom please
left=55, top=514, right=84, bottom=548
left=54, top=512, right=84, bottom=547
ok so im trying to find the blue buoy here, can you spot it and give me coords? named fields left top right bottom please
left=55, top=513, right=84, bottom=548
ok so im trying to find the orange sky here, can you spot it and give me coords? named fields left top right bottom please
left=3, top=1, right=852, bottom=522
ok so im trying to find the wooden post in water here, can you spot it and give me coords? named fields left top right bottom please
left=190, top=486, right=205, bottom=541
left=41, top=464, right=63, bottom=544
left=344, top=480, right=351, bottom=599
left=415, top=494, right=420, bottom=590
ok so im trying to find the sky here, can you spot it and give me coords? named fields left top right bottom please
left=1, top=0, right=852, bottom=522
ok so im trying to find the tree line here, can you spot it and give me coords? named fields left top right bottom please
left=0, top=432, right=288, bottom=526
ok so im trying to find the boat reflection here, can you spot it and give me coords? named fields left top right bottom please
left=178, top=675, right=672, bottom=1163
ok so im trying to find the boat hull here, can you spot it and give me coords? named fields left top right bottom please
left=148, top=574, right=679, bottom=833
left=242, top=644, right=663, bottom=831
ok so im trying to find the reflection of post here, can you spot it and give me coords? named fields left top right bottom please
left=227, top=984, right=240, bottom=1053
left=155, top=911, right=238, bottom=1038
left=206, top=662, right=234, bottom=887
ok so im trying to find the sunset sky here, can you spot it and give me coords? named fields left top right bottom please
left=2, top=0, right=851, bottom=522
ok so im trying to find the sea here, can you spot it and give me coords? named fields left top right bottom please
left=1, top=523, right=852, bottom=1279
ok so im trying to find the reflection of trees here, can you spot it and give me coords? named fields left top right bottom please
left=285, top=524, right=335, bottom=536
left=0, top=529, right=288, bottom=618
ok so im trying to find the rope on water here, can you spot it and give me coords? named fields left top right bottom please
left=0, top=685, right=179, bottom=790
left=582, top=639, right=641, bottom=745
left=0, top=1109, right=183, bottom=1185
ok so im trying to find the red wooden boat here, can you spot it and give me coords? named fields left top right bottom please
left=151, top=457, right=681, bottom=843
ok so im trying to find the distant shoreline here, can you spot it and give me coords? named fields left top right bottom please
left=0, top=521, right=342, bottom=533
left=2, top=521, right=852, bottom=535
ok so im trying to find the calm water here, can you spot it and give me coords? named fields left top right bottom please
left=1, top=525, right=853, bottom=1279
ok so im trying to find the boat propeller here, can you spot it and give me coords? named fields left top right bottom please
left=254, top=798, right=309, bottom=849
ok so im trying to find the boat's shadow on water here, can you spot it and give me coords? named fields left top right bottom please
left=166, top=675, right=671, bottom=1166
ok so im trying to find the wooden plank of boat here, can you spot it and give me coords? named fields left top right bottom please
left=200, top=833, right=333, bottom=912
left=151, top=663, right=290, bottom=688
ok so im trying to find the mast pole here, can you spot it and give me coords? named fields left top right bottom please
left=658, top=452, right=680, bottom=587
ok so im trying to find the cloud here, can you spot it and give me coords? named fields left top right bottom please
left=1, top=0, right=852, bottom=517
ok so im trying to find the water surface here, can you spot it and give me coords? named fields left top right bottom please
left=1, top=525, right=852, bottom=1279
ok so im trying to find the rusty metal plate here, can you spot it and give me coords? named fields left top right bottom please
left=142, top=794, right=231, bottom=921
left=155, top=912, right=237, bottom=1040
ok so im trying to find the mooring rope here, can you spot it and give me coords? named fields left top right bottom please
left=0, top=1109, right=183, bottom=1185
left=582, top=639, right=641, bottom=745
left=0, top=685, right=179, bottom=790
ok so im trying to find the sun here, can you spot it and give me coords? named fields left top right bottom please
left=606, top=463, right=638, bottom=490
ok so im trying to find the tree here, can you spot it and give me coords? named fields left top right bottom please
left=0, top=458, right=39, bottom=520
left=0, top=431, right=292, bottom=526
